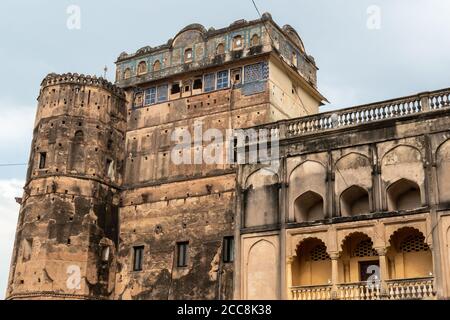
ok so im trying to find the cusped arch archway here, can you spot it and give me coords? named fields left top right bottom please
left=339, top=232, right=379, bottom=283
left=292, top=238, right=331, bottom=286
left=387, top=227, right=433, bottom=280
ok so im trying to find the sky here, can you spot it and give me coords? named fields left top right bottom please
left=1, top=0, right=450, bottom=299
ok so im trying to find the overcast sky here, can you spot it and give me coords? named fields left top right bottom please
left=1, top=0, right=450, bottom=299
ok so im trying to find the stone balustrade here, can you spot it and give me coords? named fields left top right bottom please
left=290, top=285, right=333, bottom=300
left=336, top=282, right=381, bottom=300
left=250, top=88, right=450, bottom=142
left=386, top=277, right=435, bottom=300
left=290, top=278, right=436, bottom=300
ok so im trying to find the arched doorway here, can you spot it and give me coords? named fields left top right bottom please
left=340, top=233, right=379, bottom=284
left=292, top=238, right=331, bottom=286
left=387, top=227, right=433, bottom=279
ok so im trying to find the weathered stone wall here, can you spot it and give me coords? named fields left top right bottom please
left=236, top=104, right=450, bottom=300
left=7, top=74, right=127, bottom=300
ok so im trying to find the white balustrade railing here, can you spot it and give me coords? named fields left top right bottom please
left=336, top=282, right=381, bottom=300
left=290, top=278, right=436, bottom=300
left=290, top=285, right=333, bottom=300
left=386, top=277, right=435, bottom=300
left=249, top=88, right=450, bottom=142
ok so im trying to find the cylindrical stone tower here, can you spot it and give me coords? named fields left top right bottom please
left=6, top=73, right=127, bottom=300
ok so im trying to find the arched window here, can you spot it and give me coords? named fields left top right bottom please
left=123, top=68, right=132, bottom=79
left=341, top=233, right=379, bottom=283
left=387, top=179, right=421, bottom=211
left=153, top=60, right=161, bottom=72
left=388, top=228, right=433, bottom=279
left=232, top=35, right=243, bottom=50
left=292, top=238, right=331, bottom=287
left=251, top=34, right=260, bottom=47
left=294, top=191, right=324, bottom=223
left=74, top=130, right=84, bottom=142
left=216, top=43, right=225, bottom=55
left=340, top=186, right=370, bottom=217
left=115, top=69, right=121, bottom=81
left=137, top=61, right=147, bottom=75
left=184, top=48, right=193, bottom=62
left=292, top=51, right=298, bottom=66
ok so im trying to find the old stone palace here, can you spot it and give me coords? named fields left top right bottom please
left=7, top=13, right=450, bottom=300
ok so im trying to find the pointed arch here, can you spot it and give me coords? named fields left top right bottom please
left=294, top=191, right=324, bottom=223
left=153, top=60, right=161, bottom=72
left=137, top=61, right=147, bottom=75
left=340, top=185, right=370, bottom=217
left=244, top=169, right=279, bottom=228
left=386, top=178, right=422, bottom=211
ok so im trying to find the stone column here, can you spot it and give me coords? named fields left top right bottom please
left=376, top=248, right=388, bottom=298
left=330, top=252, right=339, bottom=299
left=286, top=256, right=294, bottom=300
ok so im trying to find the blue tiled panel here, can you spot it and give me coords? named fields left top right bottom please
left=244, top=62, right=269, bottom=83
left=241, top=81, right=266, bottom=96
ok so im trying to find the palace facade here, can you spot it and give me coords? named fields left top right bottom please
left=6, top=13, right=450, bottom=300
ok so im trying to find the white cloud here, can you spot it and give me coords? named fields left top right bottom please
left=0, top=179, right=23, bottom=299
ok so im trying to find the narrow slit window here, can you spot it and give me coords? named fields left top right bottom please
left=39, top=152, right=47, bottom=169
left=223, top=237, right=234, bottom=263
left=177, top=242, right=189, bottom=267
left=133, top=246, right=144, bottom=271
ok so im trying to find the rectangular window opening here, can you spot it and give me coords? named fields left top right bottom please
left=177, top=242, right=189, bottom=268
left=217, top=70, right=229, bottom=90
left=133, top=246, right=144, bottom=272
left=171, top=83, right=181, bottom=94
left=157, top=84, right=168, bottom=103
left=39, top=152, right=47, bottom=169
left=204, top=73, right=216, bottom=92
left=223, top=237, right=234, bottom=263
left=144, top=87, right=157, bottom=105
left=193, top=78, right=203, bottom=90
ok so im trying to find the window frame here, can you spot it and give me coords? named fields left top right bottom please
left=216, top=70, right=229, bottom=90
left=38, top=152, right=47, bottom=169
left=144, top=87, right=157, bottom=105
left=204, top=73, right=216, bottom=92
left=133, top=246, right=144, bottom=272
left=176, top=241, right=189, bottom=268
left=223, top=236, right=234, bottom=263
left=157, top=84, right=168, bottom=103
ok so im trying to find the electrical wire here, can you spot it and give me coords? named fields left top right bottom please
left=251, top=0, right=312, bottom=115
